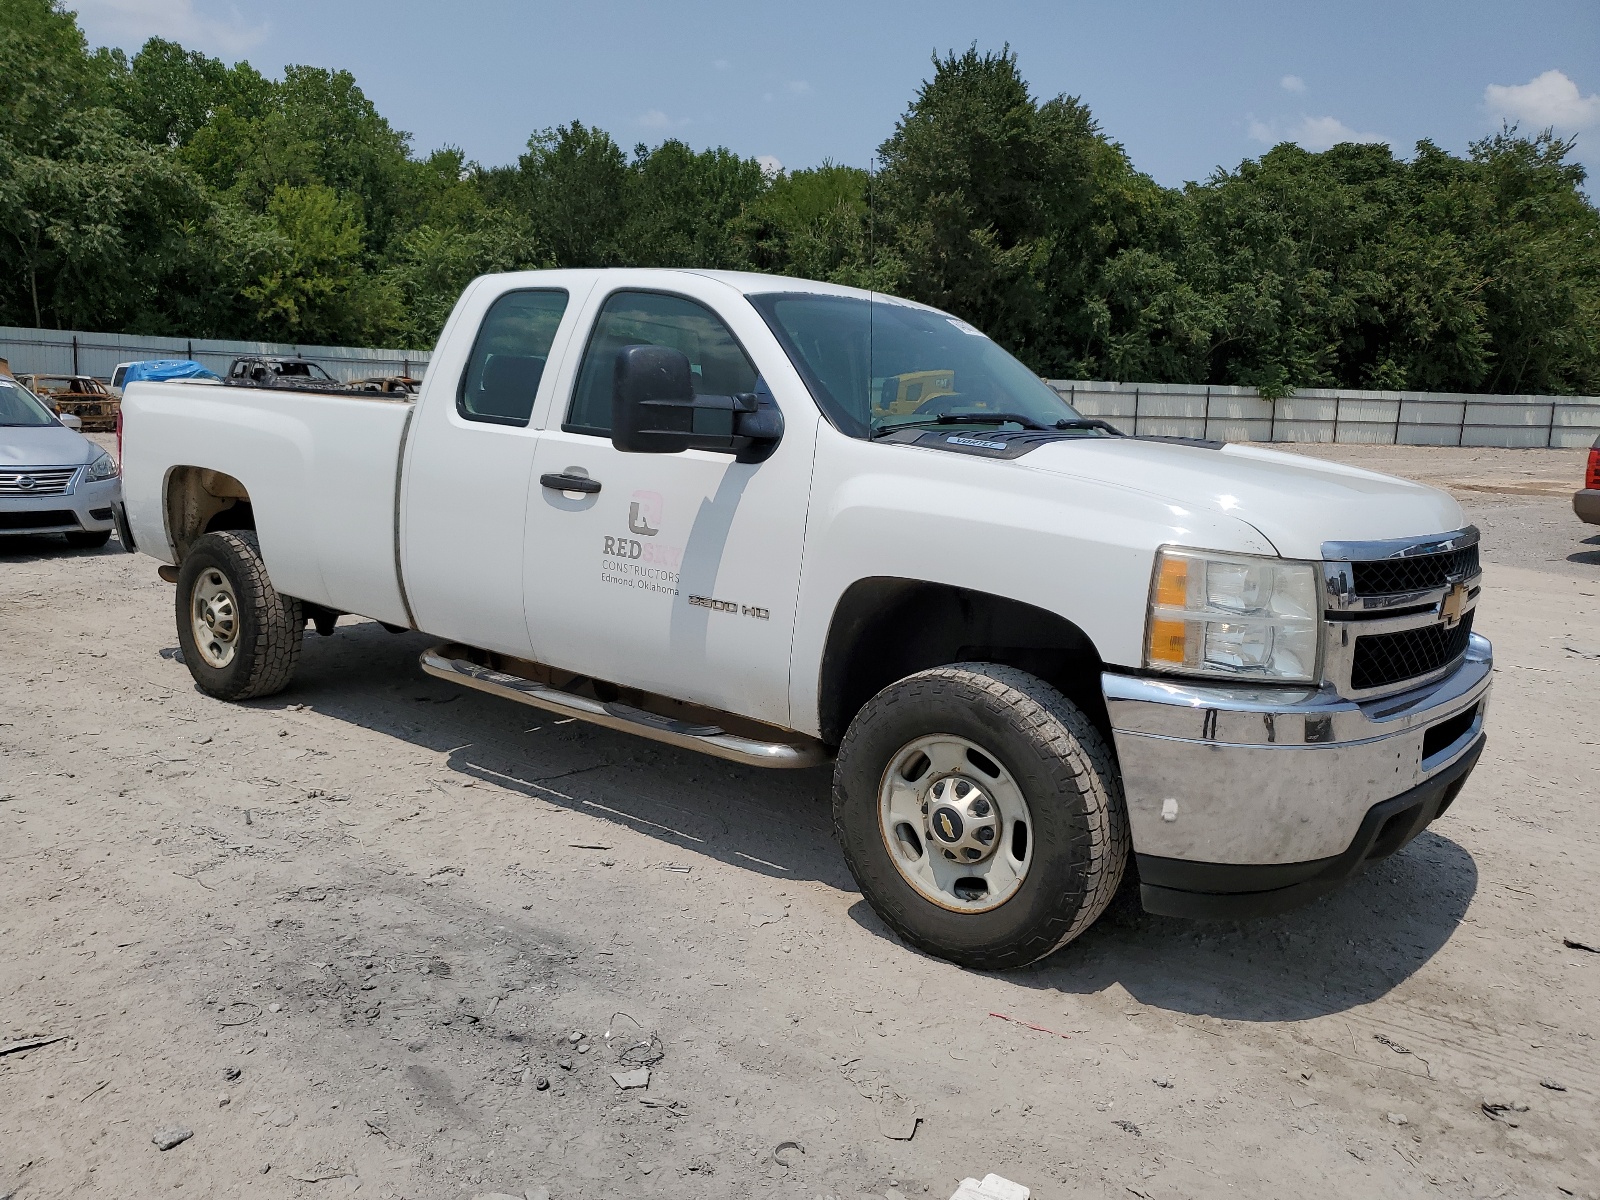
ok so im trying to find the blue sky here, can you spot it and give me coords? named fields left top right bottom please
left=72, top=0, right=1600, bottom=186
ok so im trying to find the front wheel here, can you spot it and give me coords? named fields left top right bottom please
left=175, top=531, right=303, bottom=700
left=833, top=663, right=1129, bottom=970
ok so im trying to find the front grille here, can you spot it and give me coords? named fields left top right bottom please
left=0, top=468, right=77, bottom=496
left=0, top=508, right=77, bottom=531
left=1351, top=611, right=1474, bottom=691
left=1351, top=544, right=1479, bottom=596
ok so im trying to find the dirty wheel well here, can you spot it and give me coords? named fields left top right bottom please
left=165, top=467, right=254, bottom=562
left=817, top=578, right=1111, bottom=747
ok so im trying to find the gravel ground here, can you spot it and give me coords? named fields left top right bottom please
left=1, top=443, right=1596, bottom=1200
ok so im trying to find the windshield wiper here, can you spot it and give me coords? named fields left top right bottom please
left=872, top=412, right=1052, bottom=438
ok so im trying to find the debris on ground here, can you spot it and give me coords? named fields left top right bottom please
left=1563, top=935, right=1600, bottom=953
left=989, top=1012, right=1072, bottom=1040
left=611, top=1067, right=650, bottom=1089
left=1153, top=1077, right=1172, bottom=1088
left=152, top=1126, right=193, bottom=1151
left=1385, top=1113, right=1408, bottom=1126
left=1540, top=1079, right=1567, bottom=1091
left=1482, top=1098, right=1530, bottom=1125
left=1113, top=1120, right=1142, bottom=1136
left=949, top=1173, right=1031, bottom=1200
left=878, top=1093, right=919, bottom=1140
left=771, top=1140, right=804, bottom=1167
left=0, top=1035, right=67, bottom=1057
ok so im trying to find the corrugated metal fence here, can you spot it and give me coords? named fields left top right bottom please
left=0, top=325, right=432, bottom=384
left=3, top=324, right=1597, bottom=448
left=1050, top=380, right=1600, bottom=449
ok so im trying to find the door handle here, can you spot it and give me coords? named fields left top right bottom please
left=540, top=472, right=601, bottom=494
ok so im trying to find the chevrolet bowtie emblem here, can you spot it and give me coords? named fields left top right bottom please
left=1440, top=581, right=1469, bottom=629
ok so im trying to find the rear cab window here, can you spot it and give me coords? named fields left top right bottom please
left=459, top=289, right=572, bottom=426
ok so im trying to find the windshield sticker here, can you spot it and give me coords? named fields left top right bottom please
left=945, top=317, right=985, bottom=337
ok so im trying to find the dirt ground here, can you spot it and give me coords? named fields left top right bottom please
left=2, top=442, right=1596, bottom=1200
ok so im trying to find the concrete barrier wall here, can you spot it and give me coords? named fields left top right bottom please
left=1049, top=380, right=1600, bottom=449
left=0, top=326, right=432, bottom=385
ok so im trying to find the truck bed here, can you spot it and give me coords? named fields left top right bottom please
left=120, top=380, right=415, bottom=626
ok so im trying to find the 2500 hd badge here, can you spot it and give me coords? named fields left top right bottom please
left=688, top=595, right=770, bottom=620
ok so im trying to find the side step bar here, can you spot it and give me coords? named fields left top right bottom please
left=419, top=644, right=832, bottom=770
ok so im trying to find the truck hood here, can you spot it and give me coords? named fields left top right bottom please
left=1017, top=437, right=1466, bottom=560
left=0, top=423, right=98, bottom=468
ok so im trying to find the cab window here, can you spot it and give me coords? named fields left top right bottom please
left=458, top=289, right=571, bottom=426
left=565, top=290, right=757, bottom=436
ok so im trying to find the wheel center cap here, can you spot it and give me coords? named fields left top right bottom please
left=930, top=805, right=964, bottom=844
left=923, top=775, right=1000, bottom=864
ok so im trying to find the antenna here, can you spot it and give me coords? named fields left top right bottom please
left=867, top=154, right=877, bottom=424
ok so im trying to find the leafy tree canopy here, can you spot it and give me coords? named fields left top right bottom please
left=2, top=2, right=1596, bottom=396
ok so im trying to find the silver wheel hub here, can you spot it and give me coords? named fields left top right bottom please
left=878, top=734, right=1033, bottom=914
left=925, top=775, right=1000, bottom=864
left=191, top=569, right=240, bottom=668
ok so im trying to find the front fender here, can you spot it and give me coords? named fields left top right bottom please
left=787, top=431, right=1275, bottom=738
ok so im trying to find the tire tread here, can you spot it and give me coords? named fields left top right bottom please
left=833, top=662, right=1130, bottom=970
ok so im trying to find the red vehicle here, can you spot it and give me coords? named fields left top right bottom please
left=1577, top=434, right=1600, bottom=525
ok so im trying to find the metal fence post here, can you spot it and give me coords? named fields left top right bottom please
left=1132, top=387, right=1140, bottom=435
left=1546, top=398, right=1557, bottom=449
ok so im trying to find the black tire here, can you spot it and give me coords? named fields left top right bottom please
left=175, top=531, right=302, bottom=701
left=833, top=663, right=1129, bottom=970
left=65, top=529, right=112, bottom=549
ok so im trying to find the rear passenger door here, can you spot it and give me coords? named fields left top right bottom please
left=401, top=277, right=591, bottom=658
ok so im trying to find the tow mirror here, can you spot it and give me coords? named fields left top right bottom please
left=611, top=344, right=783, bottom=463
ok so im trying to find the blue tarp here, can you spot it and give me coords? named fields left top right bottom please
left=123, top=359, right=220, bottom=383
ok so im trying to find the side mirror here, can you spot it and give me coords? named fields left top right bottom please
left=611, top=344, right=697, bottom=454
left=611, top=345, right=783, bottom=462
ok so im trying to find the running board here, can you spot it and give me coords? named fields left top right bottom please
left=419, top=644, right=832, bottom=769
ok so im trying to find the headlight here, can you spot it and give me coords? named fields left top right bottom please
left=86, top=450, right=119, bottom=481
left=1144, top=547, right=1321, bottom=682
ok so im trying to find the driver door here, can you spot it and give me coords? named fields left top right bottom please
left=523, top=281, right=815, bottom=728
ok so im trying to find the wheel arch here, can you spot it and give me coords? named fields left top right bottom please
left=163, top=466, right=255, bottom=562
left=816, top=577, right=1113, bottom=747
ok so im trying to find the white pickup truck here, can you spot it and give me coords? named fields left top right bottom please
left=118, top=269, right=1492, bottom=968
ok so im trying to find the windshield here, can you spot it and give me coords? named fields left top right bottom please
left=748, top=292, right=1087, bottom=439
left=0, top=379, right=58, bottom=427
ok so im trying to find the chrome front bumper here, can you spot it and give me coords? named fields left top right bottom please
left=1102, top=633, right=1492, bottom=916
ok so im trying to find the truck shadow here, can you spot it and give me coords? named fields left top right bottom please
left=257, top=619, right=855, bottom=891
left=259, top=618, right=1477, bottom=1022
left=996, top=830, right=1480, bottom=1021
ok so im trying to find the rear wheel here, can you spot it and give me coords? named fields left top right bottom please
left=175, top=531, right=302, bottom=700
left=833, top=663, right=1129, bottom=970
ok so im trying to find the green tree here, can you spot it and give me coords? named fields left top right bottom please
left=242, top=183, right=399, bottom=344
